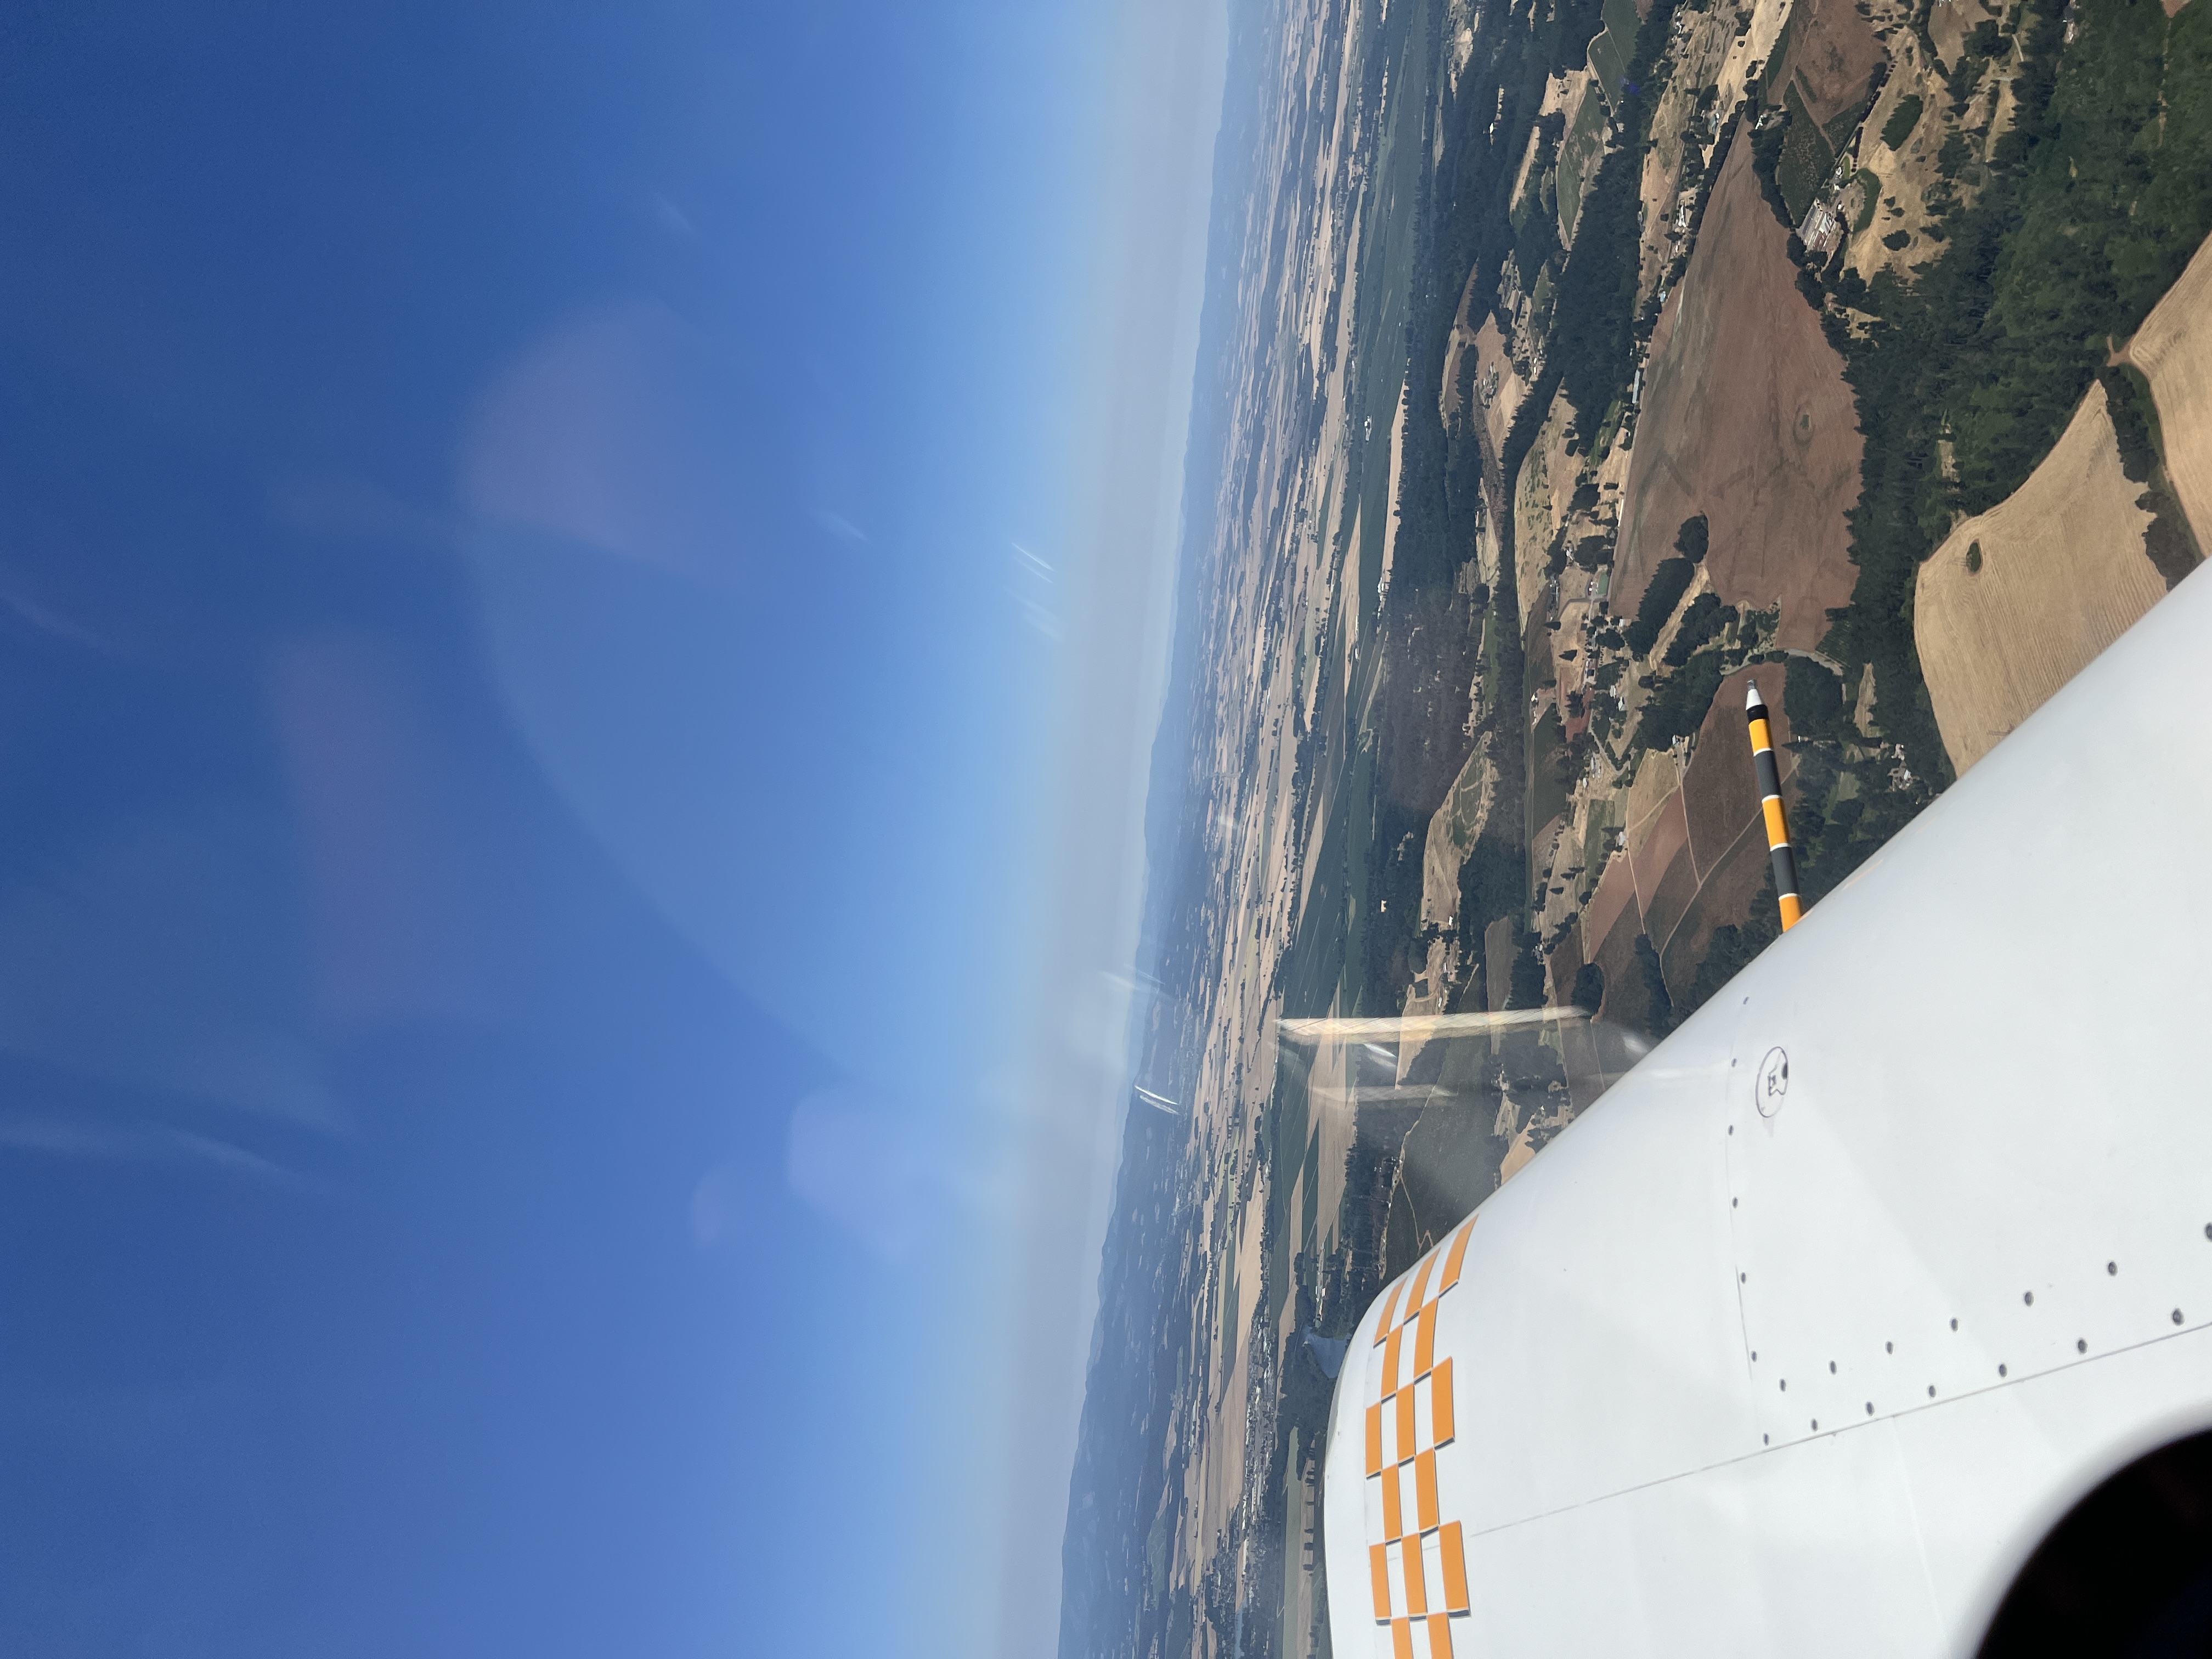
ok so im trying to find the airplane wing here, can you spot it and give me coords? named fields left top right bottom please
left=1323, top=566, right=2212, bottom=1657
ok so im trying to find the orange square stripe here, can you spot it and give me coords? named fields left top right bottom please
left=1374, top=1282, right=1403, bottom=1344
left=1370, top=1543, right=1393, bottom=1620
left=1407, top=1255, right=1436, bottom=1318
left=1432, top=1358, right=1455, bottom=1446
left=1390, top=1618, right=1415, bottom=1659
left=1441, top=1217, right=1475, bottom=1291
left=1365, top=1402, right=1384, bottom=1476
left=1428, top=1613, right=1455, bottom=1657
left=1439, top=1521, right=1470, bottom=1613
left=1415, top=1449, right=1438, bottom=1533
left=1413, top=1303, right=1436, bottom=1377
left=1381, top=1464, right=1402, bottom=1539
left=1383, top=1325, right=1403, bottom=1394
left=1401, top=1537, right=1428, bottom=1616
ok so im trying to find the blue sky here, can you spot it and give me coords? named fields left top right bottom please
left=0, top=3, right=1224, bottom=1654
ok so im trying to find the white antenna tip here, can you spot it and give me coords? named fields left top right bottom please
left=1745, top=679, right=1767, bottom=711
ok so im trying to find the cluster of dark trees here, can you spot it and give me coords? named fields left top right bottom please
left=1550, top=0, right=1690, bottom=448
left=1635, top=644, right=1730, bottom=750
left=1880, top=92, right=1925, bottom=150
left=2100, top=364, right=2203, bottom=589
left=1623, top=555, right=1697, bottom=653
left=1662, top=590, right=1734, bottom=667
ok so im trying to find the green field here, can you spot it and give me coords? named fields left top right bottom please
left=1527, top=705, right=1569, bottom=844
left=1589, top=0, right=1641, bottom=107
left=1556, top=91, right=1609, bottom=239
left=1851, top=168, right=1882, bottom=230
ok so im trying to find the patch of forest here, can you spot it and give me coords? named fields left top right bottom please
left=1754, top=0, right=2211, bottom=902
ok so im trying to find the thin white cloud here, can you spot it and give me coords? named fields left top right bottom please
left=0, top=1112, right=316, bottom=1190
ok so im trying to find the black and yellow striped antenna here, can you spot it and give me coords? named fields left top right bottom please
left=1745, top=681, right=1803, bottom=930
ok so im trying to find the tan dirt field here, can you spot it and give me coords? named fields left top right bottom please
left=1484, top=914, right=1518, bottom=1013
left=1420, top=730, right=1497, bottom=927
left=1469, top=315, right=1529, bottom=460
left=1514, top=388, right=1579, bottom=631
left=1771, top=0, right=1886, bottom=126
left=1928, top=0, right=1976, bottom=71
left=1440, top=266, right=1481, bottom=426
left=1378, top=375, right=1412, bottom=604
left=2125, top=228, right=2212, bottom=548
left=1614, top=118, right=1863, bottom=650
left=1915, top=381, right=2164, bottom=774
left=1850, top=40, right=1946, bottom=284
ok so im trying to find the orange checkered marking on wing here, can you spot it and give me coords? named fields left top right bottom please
left=1400, top=1538, right=1427, bottom=1616
left=1364, top=1222, right=1475, bottom=1642
left=1373, top=1282, right=1404, bottom=1345
left=1438, top=1523, right=1470, bottom=1615
left=1405, top=1255, right=1437, bottom=1319
left=1440, top=1216, right=1475, bottom=1292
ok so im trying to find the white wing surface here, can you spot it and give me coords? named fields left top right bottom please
left=1324, top=567, right=2212, bottom=1657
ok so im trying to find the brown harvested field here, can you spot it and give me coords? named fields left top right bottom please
left=1771, top=0, right=1885, bottom=126
left=2126, top=228, right=2212, bottom=547
left=1915, top=381, right=2164, bottom=774
left=1579, top=848, right=1640, bottom=963
left=1643, top=280, right=1685, bottom=371
left=1659, top=817, right=1773, bottom=991
left=1588, top=891, right=1655, bottom=1029
left=1627, top=781, right=1690, bottom=911
left=1614, top=119, right=1863, bottom=650
left=1641, top=663, right=1801, bottom=985
left=1567, top=663, right=1799, bottom=999
left=1638, top=841, right=1700, bottom=965
left=1680, top=662, right=1793, bottom=868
